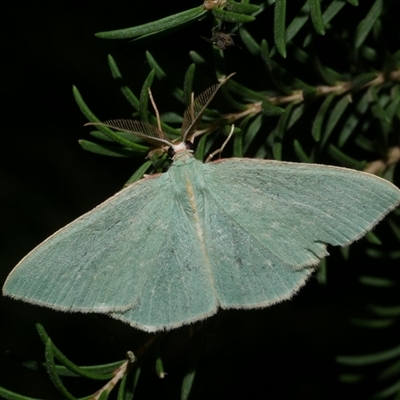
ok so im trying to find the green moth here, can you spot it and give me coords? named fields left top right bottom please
left=3, top=74, right=400, bottom=332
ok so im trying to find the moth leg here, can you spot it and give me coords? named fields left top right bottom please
left=206, top=124, right=235, bottom=163
left=148, top=88, right=162, bottom=132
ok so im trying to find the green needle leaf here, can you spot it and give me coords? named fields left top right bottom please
left=233, top=118, right=246, bottom=157
left=260, top=39, right=292, bottom=94
left=337, top=345, right=400, bottom=366
left=95, top=6, right=206, bottom=39
left=0, top=386, right=44, bottom=400
left=239, top=27, right=260, bottom=56
left=89, top=130, right=144, bottom=144
left=181, top=369, right=196, bottom=400
left=73, top=86, right=148, bottom=152
left=45, top=339, right=77, bottom=400
left=364, top=231, right=382, bottom=245
left=108, top=55, right=140, bottom=110
left=368, top=305, right=400, bottom=318
left=312, top=92, right=336, bottom=142
left=36, top=324, right=117, bottom=380
left=145, top=51, right=167, bottom=80
left=293, top=139, right=312, bottom=163
left=320, top=95, right=351, bottom=149
left=370, top=86, right=391, bottom=123
left=354, top=0, right=383, bottom=50
left=183, top=64, right=196, bottom=107
left=327, top=144, right=366, bottom=169
left=338, top=92, right=369, bottom=147
left=352, top=72, right=378, bottom=90
left=189, top=50, right=207, bottom=67
left=79, top=140, right=144, bottom=157
left=377, top=358, right=400, bottom=381
left=212, top=8, right=255, bottom=23
left=243, top=114, right=263, bottom=154
left=350, top=318, right=395, bottom=329
left=261, top=101, right=285, bottom=117
left=308, top=0, right=325, bottom=35
left=373, top=380, right=400, bottom=399
left=274, top=0, right=287, bottom=58
left=285, top=1, right=310, bottom=44
left=139, top=70, right=156, bottom=123
left=359, top=276, right=395, bottom=287
left=225, top=1, right=260, bottom=14
left=125, top=161, right=153, bottom=185
left=274, top=102, right=296, bottom=157
left=322, top=1, right=347, bottom=25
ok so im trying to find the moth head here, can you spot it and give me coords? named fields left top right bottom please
left=84, top=73, right=235, bottom=163
left=167, top=141, right=194, bottom=161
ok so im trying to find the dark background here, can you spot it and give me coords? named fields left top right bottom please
left=1, top=1, right=400, bottom=399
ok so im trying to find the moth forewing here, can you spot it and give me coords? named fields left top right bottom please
left=181, top=73, right=235, bottom=143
